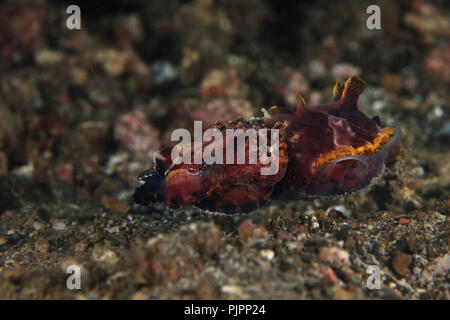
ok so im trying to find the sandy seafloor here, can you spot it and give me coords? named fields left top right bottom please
left=0, top=0, right=448, bottom=299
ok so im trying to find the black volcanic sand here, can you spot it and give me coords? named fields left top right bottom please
left=0, top=0, right=448, bottom=299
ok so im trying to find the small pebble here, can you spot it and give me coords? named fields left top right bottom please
left=52, top=221, right=66, bottom=231
left=391, top=251, right=411, bottom=277
left=319, top=247, right=350, bottom=265
left=221, top=285, right=242, bottom=295
left=260, top=249, right=275, bottom=261
left=35, top=239, right=50, bottom=253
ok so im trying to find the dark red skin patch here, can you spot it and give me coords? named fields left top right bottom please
left=133, top=76, right=399, bottom=214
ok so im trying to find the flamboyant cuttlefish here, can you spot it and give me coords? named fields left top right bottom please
left=133, top=76, right=399, bottom=214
